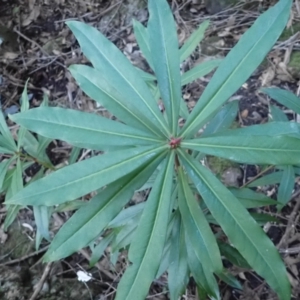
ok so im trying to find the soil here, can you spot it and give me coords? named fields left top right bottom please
left=0, top=0, right=300, bottom=299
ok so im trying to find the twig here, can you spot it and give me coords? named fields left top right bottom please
left=29, top=262, right=52, bottom=300
left=240, top=165, right=274, bottom=188
left=0, top=245, right=49, bottom=266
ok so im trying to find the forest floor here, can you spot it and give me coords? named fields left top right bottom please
left=0, top=0, right=300, bottom=299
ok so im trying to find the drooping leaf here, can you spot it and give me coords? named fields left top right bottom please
left=115, top=152, right=174, bottom=300
left=179, top=20, right=210, bottom=62
left=6, top=144, right=167, bottom=206
left=67, top=21, right=169, bottom=137
left=181, top=59, right=222, bottom=86
left=262, top=87, right=300, bottom=114
left=179, top=150, right=291, bottom=300
left=11, top=107, right=163, bottom=150
left=44, top=154, right=165, bottom=262
left=178, top=167, right=222, bottom=274
left=148, top=0, right=181, bottom=135
left=180, top=0, right=292, bottom=137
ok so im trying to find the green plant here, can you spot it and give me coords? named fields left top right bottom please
left=249, top=87, right=300, bottom=211
left=5, top=0, right=298, bottom=299
left=0, top=87, right=53, bottom=247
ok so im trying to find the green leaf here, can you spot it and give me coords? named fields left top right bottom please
left=148, top=0, right=181, bottom=135
left=109, top=202, right=145, bottom=228
left=133, top=20, right=153, bottom=69
left=67, top=21, right=169, bottom=137
left=218, top=241, right=250, bottom=269
left=229, top=188, right=278, bottom=208
left=202, top=100, right=239, bottom=137
left=4, top=159, right=23, bottom=230
left=185, top=234, right=220, bottom=300
left=180, top=0, right=292, bottom=137
left=277, top=165, right=295, bottom=210
left=217, top=270, right=242, bottom=290
left=181, top=59, right=222, bottom=86
left=11, top=107, right=163, bottom=150
left=33, top=206, right=51, bottom=241
left=182, top=130, right=300, bottom=165
left=44, top=154, right=165, bottom=262
left=168, top=213, right=189, bottom=300
left=178, top=167, right=222, bottom=274
left=178, top=150, right=291, bottom=300
left=262, top=87, right=300, bottom=114
left=179, top=20, right=210, bottom=62
left=70, top=65, right=165, bottom=138
left=0, top=110, right=16, bottom=152
left=90, top=232, right=114, bottom=267
left=17, top=80, right=30, bottom=150
left=270, top=105, right=289, bottom=122
left=0, top=158, right=14, bottom=190
left=115, top=152, right=174, bottom=300
left=250, top=213, right=279, bottom=225
left=248, top=171, right=283, bottom=187
left=6, top=144, right=167, bottom=206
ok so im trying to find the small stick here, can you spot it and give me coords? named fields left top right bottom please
left=29, top=262, right=52, bottom=300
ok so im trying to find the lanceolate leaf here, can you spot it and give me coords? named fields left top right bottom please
left=148, top=0, right=181, bottom=135
left=67, top=21, right=169, bottom=137
left=133, top=20, right=153, bottom=69
left=180, top=0, right=292, bottom=137
left=178, top=150, right=291, bottom=300
left=181, top=59, right=222, bottom=86
left=201, top=100, right=239, bottom=137
left=6, top=144, right=167, bottom=206
left=229, top=188, right=278, bottom=208
left=44, top=155, right=164, bottom=262
left=185, top=234, right=220, bottom=300
left=277, top=165, right=295, bottom=210
left=179, top=20, right=210, bottom=63
left=10, top=107, right=163, bottom=150
left=182, top=134, right=300, bottom=165
left=262, top=87, right=300, bottom=114
left=70, top=65, right=165, bottom=138
left=178, top=167, right=222, bottom=274
left=0, top=110, right=16, bottom=152
left=168, top=213, right=189, bottom=300
left=115, top=152, right=174, bottom=300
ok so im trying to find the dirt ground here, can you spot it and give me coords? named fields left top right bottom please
left=1, top=0, right=300, bottom=299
